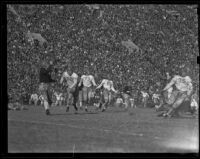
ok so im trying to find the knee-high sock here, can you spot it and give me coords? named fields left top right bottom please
left=44, top=100, right=49, bottom=110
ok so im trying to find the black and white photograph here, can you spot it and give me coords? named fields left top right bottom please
left=6, top=4, right=199, bottom=153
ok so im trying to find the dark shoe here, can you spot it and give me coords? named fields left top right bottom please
left=74, top=106, right=78, bottom=112
left=102, top=108, right=106, bottom=112
left=74, top=110, right=78, bottom=114
left=66, top=107, right=69, bottom=112
left=99, top=103, right=102, bottom=109
left=46, top=109, right=50, bottom=115
left=163, top=113, right=172, bottom=118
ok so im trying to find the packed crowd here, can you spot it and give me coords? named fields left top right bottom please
left=7, top=5, right=199, bottom=117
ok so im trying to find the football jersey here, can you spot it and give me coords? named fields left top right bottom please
left=62, top=71, right=78, bottom=88
left=172, top=75, right=192, bottom=92
left=81, top=75, right=96, bottom=87
left=31, top=94, right=38, bottom=100
left=141, top=91, right=149, bottom=98
left=116, top=98, right=123, bottom=104
left=97, top=79, right=116, bottom=92
left=152, top=93, right=160, bottom=100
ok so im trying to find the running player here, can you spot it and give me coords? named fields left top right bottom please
left=60, top=65, right=79, bottom=113
left=78, top=68, right=97, bottom=111
left=96, top=74, right=117, bottom=112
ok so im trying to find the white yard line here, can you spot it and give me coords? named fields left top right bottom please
left=73, top=144, right=75, bottom=157
left=8, top=119, right=144, bottom=137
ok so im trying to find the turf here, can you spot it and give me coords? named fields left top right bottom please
left=8, top=105, right=198, bottom=153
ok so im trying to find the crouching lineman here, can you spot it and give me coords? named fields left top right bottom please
left=162, top=68, right=193, bottom=118
left=60, top=65, right=80, bottom=113
left=29, top=93, right=39, bottom=106
left=78, top=68, right=97, bottom=111
left=96, top=74, right=117, bottom=112
left=38, top=60, right=56, bottom=115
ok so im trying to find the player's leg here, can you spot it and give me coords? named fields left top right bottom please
left=39, top=83, right=50, bottom=115
left=130, top=98, right=135, bottom=108
left=66, top=88, right=72, bottom=112
left=88, top=87, right=93, bottom=105
left=55, top=99, right=58, bottom=106
left=108, top=92, right=112, bottom=105
left=34, top=97, right=38, bottom=106
left=83, top=87, right=88, bottom=111
left=144, top=96, right=148, bottom=108
left=29, top=97, right=32, bottom=105
left=96, top=90, right=104, bottom=110
left=58, top=99, right=61, bottom=106
left=123, top=93, right=130, bottom=109
left=102, top=90, right=109, bottom=111
left=72, top=90, right=79, bottom=113
left=79, top=90, right=83, bottom=109
left=164, top=93, right=187, bottom=118
left=142, top=97, right=145, bottom=107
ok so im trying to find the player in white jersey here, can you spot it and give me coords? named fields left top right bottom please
left=152, top=92, right=160, bottom=105
left=162, top=69, right=193, bottom=118
left=141, top=91, right=149, bottom=107
left=60, top=66, right=79, bottom=113
left=96, top=74, right=117, bottom=111
left=54, top=91, right=63, bottom=106
left=78, top=69, right=97, bottom=111
left=38, top=95, right=45, bottom=106
left=29, top=93, right=39, bottom=106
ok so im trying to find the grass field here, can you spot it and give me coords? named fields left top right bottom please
left=8, top=105, right=199, bottom=153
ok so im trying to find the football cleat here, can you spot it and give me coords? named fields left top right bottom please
left=46, top=109, right=50, bottom=115
left=102, top=108, right=106, bottom=112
